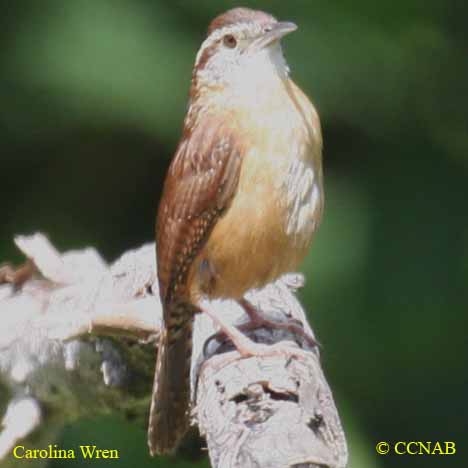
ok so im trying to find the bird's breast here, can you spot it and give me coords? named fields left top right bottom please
left=235, top=77, right=324, bottom=251
left=238, top=113, right=323, bottom=256
left=190, top=79, right=323, bottom=301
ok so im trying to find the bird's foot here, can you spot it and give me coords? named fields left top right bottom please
left=238, top=298, right=319, bottom=349
left=202, top=302, right=315, bottom=360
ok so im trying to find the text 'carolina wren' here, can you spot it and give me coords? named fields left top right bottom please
left=149, top=7, right=323, bottom=455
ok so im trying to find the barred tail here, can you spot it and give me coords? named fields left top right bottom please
left=148, top=303, right=194, bottom=455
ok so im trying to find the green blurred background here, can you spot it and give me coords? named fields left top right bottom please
left=1, top=1, right=467, bottom=467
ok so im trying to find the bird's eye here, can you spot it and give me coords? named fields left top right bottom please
left=223, top=34, right=237, bottom=49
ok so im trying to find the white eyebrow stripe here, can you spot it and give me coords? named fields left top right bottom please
left=194, top=22, right=266, bottom=69
left=194, top=25, right=240, bottom=68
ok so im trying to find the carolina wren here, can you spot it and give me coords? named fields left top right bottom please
left=149, top=7, right=323, bottom=455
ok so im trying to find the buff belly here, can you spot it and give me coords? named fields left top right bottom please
left=189, top=142, right=323, bottom=301
left=188, top=76, right=323, bottom=302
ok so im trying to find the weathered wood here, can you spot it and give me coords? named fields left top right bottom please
left=0, top=233, right=347, bottom=467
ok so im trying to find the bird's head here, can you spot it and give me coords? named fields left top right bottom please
left=191, top=8, right=297, bottom=96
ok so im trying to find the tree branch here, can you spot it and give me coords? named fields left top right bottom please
left=0, top=233, right=347, bottom=467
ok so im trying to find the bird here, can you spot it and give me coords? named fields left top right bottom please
left=148, top=7, right=323, bottom=456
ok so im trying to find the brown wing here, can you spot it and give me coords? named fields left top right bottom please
left=156, top=118, right=243, bottom=308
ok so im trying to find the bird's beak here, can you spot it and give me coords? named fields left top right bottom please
left=250, top=21, right=298, bottom=51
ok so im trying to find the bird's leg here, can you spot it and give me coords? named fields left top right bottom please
left=203, top=304, right=311, bottom=360
left=238, top=298, right=319, bottom=349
